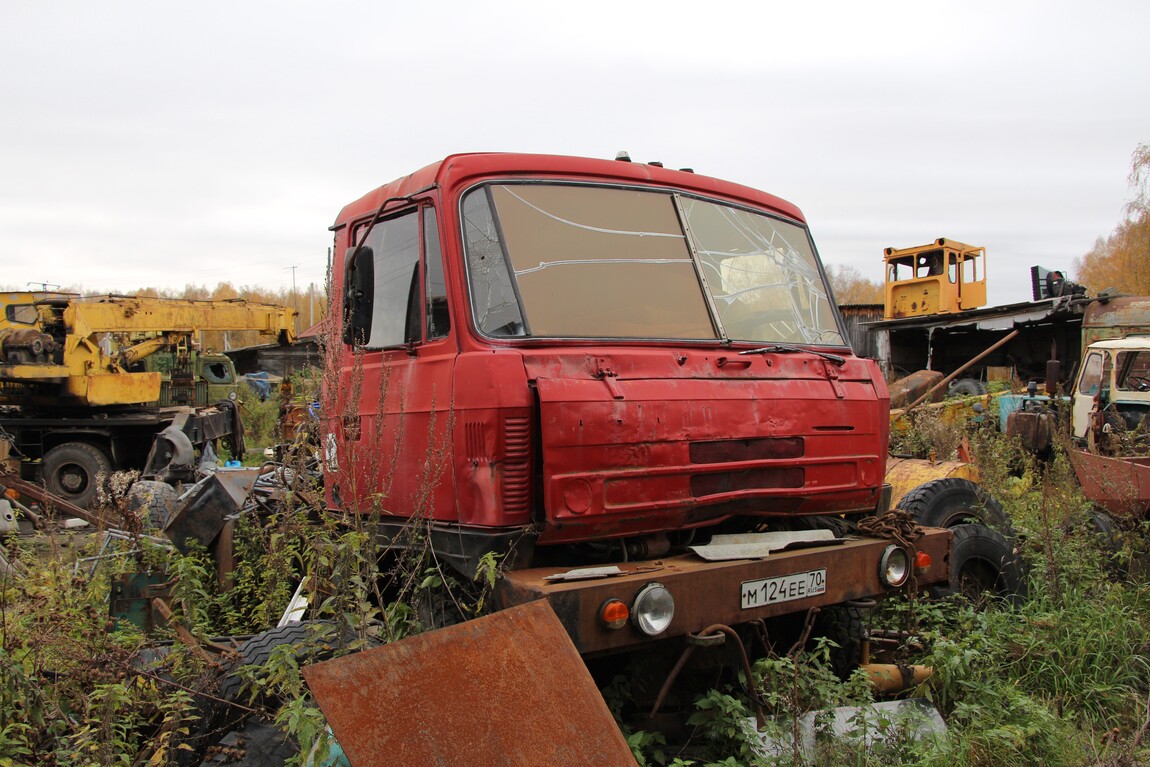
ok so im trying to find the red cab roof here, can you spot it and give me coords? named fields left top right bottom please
left=332, top=153, right=806, bottom=230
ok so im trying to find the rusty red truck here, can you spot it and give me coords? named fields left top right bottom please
left=324, top=153, right=953, bottom=665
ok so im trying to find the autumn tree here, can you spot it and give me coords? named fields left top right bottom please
left=1075, top=142, right=1150, bottom=294
left=826, top=263, right=884, bottom=304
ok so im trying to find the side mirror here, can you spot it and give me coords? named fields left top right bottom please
left=342, top=246, right=374, bottom=345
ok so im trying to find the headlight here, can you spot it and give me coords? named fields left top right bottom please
left=879, top=545, right=911, bottom=587
left=631, top=582, right=674, bottom=636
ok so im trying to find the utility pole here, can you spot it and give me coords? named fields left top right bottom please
left=285, top=265, right=299, bottom=333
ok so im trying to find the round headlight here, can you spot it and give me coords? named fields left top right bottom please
left=879, top=545, right=911, bottom=588
left=631, top=582, right=675, bottom=636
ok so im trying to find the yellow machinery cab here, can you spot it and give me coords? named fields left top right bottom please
left=883, top=238, right=987, bottom=319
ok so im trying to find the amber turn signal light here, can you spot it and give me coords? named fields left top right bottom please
left=599, top=598, right=629, bottom=629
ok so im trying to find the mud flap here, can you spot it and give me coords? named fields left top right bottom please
left=302, top=600, right=638, bottom=767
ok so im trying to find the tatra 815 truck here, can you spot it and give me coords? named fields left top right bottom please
left=326, top=153, right=951, bottom=664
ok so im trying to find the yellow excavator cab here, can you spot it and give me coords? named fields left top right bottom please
left=883, top=238, right=988, bottom=319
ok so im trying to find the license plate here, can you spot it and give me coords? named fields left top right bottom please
left=741, top=569, right=827, bottom=609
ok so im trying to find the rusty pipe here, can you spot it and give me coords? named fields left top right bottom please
left=650, top=623, right=767, bottom=729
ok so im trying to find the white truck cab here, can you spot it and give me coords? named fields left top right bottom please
left=1072, top=337, right=1150, bottom=443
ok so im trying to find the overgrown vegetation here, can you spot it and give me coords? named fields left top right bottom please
left=619, top=412, right=1150, bottom=767
left=4, top=404, right=1150, bottom=765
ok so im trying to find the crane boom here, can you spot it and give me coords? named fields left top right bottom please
left=0, top=294, right=298, bottom=406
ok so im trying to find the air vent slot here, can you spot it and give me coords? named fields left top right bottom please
left=502, top=416, right=531, bottom=513
left=691, top=468, right=804, bottom=496
left=690, top=437, right=804, bottom=464
left=464, top=421, right=486, bottom=459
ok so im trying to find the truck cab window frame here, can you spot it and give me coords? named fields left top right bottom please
left=346, top=204, right=449, bottom=349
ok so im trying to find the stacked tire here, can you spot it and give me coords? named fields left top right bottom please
left=896, top=478, right=1026, bottom=600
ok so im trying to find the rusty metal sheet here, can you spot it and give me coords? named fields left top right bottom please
left=163, top=468, right=258, bottom=552
left=1067, top=448, right=1150, bottom=518
left=498, top=529, right=952, bottom=655
left=690, top=530, right=839, bottom=560
left=302, top=600, right=638, bottom=767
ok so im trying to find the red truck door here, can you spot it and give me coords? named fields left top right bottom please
left=331, top=203, right=457, bottom=520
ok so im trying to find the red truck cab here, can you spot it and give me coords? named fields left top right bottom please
left=326, top=154, right=946, bottom=655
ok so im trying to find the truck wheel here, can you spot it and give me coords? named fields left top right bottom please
left=896, top=477, right=1011, bottom=531
left=948, top=378, right=987, bottom=397
left=812, top=605, right=866, bottom=680
left=42, top=442, right=112, bottom=509
left=947, top=523, right=1026, bottom=602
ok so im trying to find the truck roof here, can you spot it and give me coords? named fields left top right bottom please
left=1085, top=336, right=1150, bottom=350
left=332, top=152, right=807, bottom=230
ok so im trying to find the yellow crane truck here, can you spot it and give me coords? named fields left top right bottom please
left=0, top=292, right=296, bottom=507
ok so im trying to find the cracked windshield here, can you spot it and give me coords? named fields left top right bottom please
left=462, top=183, right=844, bottom=345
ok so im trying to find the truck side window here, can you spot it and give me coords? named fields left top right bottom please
left=915, top=251, right=943, bottom=278
left=203, top=362, right=233, bottom=384
left=6, top=304, right=38, bottom=324
left=962, top=254, right=979, bottom=283
left=1116, top=351, right=1150, bottom=392
left=359, top=211, right=421, bottom=348
left=1079, top=352, right=1103, bottom=396
left=424, top=208, right=450, bottom=340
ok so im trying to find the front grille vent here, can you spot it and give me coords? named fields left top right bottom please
left=689, top=437, right=803, bottom=464
left=691, top=468, right=804, bottom=496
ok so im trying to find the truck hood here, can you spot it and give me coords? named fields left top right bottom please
left=521, top=349, right=888, bottom=545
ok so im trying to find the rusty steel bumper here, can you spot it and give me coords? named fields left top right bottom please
left=497, top=528, right=952, bottom=655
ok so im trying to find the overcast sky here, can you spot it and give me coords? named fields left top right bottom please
left=2, top=1, right=1148, bottom=306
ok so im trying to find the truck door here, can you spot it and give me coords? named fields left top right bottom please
left=335, top=203, right=457, bottom=519
left=1072, top=350, right=1105, bottom=440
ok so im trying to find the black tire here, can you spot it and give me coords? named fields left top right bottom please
left=1087, top=508, right=1126, bottom=575
left=417, top=588, right=469, bottom=631
left=949, top=378, right=987, bottom=397
left=200, top=716, right=298, bottom=766
left=42, top=441, right=112, bottom=509
left=896, top=477, right=1011, bottom=531
left=177, top=621, right=369, bottom=766
left=812, top=605, right=866, bottom=680
left=126, top=480, right=179, bottom=529
left=1088, top=508, right=1116, bottom=537
left=947, top=523, right=1026, bottom=601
